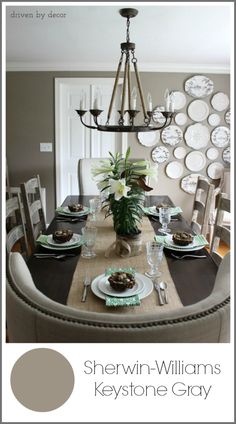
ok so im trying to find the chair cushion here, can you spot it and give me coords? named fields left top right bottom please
left=9, top=252, right=35, bottom=290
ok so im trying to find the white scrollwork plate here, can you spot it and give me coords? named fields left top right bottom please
left=211, top=126, right=230, bottom=148
left=223, top=146, right=230, bottom=164
left=170, top=91, right=186, bottom=110
left=185, top=123, right=210, bottom=150
left=181, top=173, right=206, bottom=195
left=151, top=146, right=170, bottom=163
left=152, top=106, right=165, bottom=124
left=137, top=131, right=159, bottom=147
left=161, top=125, right=183, bottom=146
left=208, top=113, right=220, bottom=127
left=185, top=75, right=214, bottom=98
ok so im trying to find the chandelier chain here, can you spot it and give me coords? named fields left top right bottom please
left=126, top=17, right=130, bottom=43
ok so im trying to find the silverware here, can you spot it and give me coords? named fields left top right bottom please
left=56, top=217, right=83, bottom=222
left=171, top=253, right=207, bottom=260
left=34, top=253, right=76, bottom=260
left=154, top=282, right=165, bottom=306
left=81, top=273, right=91, bottom=302
left=159, top=281, right=168, bottom=304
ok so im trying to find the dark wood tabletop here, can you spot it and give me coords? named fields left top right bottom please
left=27, top=195, right=218, bottom=307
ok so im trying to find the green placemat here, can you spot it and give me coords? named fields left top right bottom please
left=105, top=294, right=141, bottom=307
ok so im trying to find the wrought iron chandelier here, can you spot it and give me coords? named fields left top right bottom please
left=76, top=8, right=174, bottom=133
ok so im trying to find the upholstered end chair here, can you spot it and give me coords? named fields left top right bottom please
left=7, top=252, right=230, bottom=343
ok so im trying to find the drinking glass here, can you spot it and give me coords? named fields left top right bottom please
left=145, top=241, right=163, bottom=278
left=159, top=207, right=171, bottom=233
left=81, top=226, right=97, bottom=258
left=89, top=197, right=101, bottom=221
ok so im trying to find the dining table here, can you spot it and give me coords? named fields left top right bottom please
left=27, top=195, right=218, bottom=312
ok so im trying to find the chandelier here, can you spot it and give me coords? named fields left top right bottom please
left=76, top=8, right=174, bottom=133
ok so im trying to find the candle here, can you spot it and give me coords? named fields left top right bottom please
left=80, top=90, right=86, bottom=110
left=93, top=87, right=101, bottom=109
left=131, top=87, right=137, bottom=110
left=147, top=92, right=152, bottom=111
left=164, top=89, right=170, bottom=112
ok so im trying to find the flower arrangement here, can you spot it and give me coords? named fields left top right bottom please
left=92, top=148, right=158, bottom=236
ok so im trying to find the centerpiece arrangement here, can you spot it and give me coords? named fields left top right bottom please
left=92, top=148, right=158, bottom=257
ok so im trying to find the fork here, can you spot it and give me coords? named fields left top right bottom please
left=171, top=253, right=207, bottom=260
left=34, top=253, right=76, bottom=260
left=81, top=273, right=91, bottom=302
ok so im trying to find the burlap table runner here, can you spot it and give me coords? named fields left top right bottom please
left=67, top=212, right=183, bottom=313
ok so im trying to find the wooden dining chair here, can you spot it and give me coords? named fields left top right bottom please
left=190, top=177, right=215, bottom=238
left=6, top=194, right=29, bottom=259
left=78, top=158, right=107, bottom=195
left=20, top=175, right=46, bottom=251
left=210, top=193, right=230, bottom=266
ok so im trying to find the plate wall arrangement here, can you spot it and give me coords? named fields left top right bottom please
left=151, top=146, right=170, bottom=163
left=170, top=91, right=186, bottom=110
left=188, top=100, right=209, bottom=122
left=181, top=173, right=206, bottom=194
left=161, top=125, right=183, bottom=146
left=185, top=123, right=210, bottom=150
left=211, top=92, right=229, bottom=111
left=137, top=131, right=159, bottom=147
left=206, top=147, right=219, bottom=161
left=173, top=146, right=187, bottom=160
left=175, top=112, right=187, bottom=126
left=208, top=113, right=221, bottom=127
left=165, top=161, right=184, bottom=179
left=185, top=151, right=206, bottom=172
left=207, top=162, right=224, bottom=179
left=211, top=126, right=230, bottom=148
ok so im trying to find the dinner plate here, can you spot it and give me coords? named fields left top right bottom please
left=225, top=110, right=230, bottom=125
left=98, top=275, right=145, bottom=298
left=170, top=91, right=186, bottom=110
left=208, top=113, right=220, bottom=127
left=211, top=126, right=230, bottom=148
left=60, top=206, right=89, bottom=216
left=39, top=241, right=83, bottom=251
left=152, top=106, right=166, bottom=124
left=175, top=113, right=187, bottom=126
left=185, top=151, right=206, bottom=172
left=188, top=100, right=209, bottom=122
left=180, top=173, right=206, bottom=195
left=207, top=162, right=224, bottom=180
left=91, top=273, right=153, bottom=301
left=185, top=123, right=210, bottom=150
left=223, top=146, right=230, bottom=164
left=184, top=75, right=214, bottom=98
left=211, top=92, right=229, bottom=111
left=173, top=146, right=186, bottom=160
left=144, top=206, right=182, bottom=217
left=137, top=131, right=159, bottom=147
left=206, top=147, right=219, bottom=161
left=161, top=125, right=183, bottom=146
left=166, top=161, right=184, bottom=179
left=163, top=235, right=205, bottom=252
left=151, top=146, right=170, bottom=163
left=46, top=233, right=82, bottom=247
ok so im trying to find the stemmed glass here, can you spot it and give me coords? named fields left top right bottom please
left=159, top=207, right=171, bottom=233
left=145, top=241, right=163, bottom=278
left=89, top=197, right=101, bottom=221
left=81, top=226, right=97, bottom=258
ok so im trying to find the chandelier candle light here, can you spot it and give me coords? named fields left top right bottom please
left=76, top=8, right=175, bottom=133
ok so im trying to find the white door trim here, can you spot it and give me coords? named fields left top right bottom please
left=55, top=78, right=127, bottom=206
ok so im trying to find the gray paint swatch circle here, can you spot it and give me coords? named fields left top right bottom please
left=10, top=348, right=74, bottom=412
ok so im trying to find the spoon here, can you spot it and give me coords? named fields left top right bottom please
left=159, top=281, right=168, bottom=304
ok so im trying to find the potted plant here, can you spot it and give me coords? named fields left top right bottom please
left=92, top=148, right=158, bottom=257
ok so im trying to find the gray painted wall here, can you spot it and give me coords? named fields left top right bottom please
left=6, top=71, right=230, bottom=222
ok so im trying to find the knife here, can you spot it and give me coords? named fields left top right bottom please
left=81, top=274, right=91, bottom=302
left=154, top=282, right=165, bottom=306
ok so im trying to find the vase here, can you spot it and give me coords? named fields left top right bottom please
left=115, top=232, right=142, bottom=258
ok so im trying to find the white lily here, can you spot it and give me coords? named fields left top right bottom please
left=133, top=165, right=158, bottom=180
left=91, top=164, right=115, bottom=177
left=109, top=178, right=131, bottom=201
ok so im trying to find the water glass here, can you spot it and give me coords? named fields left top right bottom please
left=89, top=197, right=101, bottom=221
left=81, top=226, right=97, bottom=258
left=159, top=207, right=171, bottom=233
left=145, top=241, right=163, bottom=278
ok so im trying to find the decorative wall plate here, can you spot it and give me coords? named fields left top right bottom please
left=225, top=110, right=230, bottom=125
left=173, top=146, right=187, bottom=160
left=137, top=131, right=159, bottom=147
left=152, top=106, right=165, bottom=124
left=206, top=147, right=219, bottom=161
left=151, top=146, right=170, bottom=163
left=208, top=113, right=220, bottom=126
left=170, top=91, right=186, bottom=110
left=188, top=100, right=209, bottom=122
left=181, top=173, right=206, bottom=194
left=223, top=146, right=230, bottom=164
left=211, top=126, right=230, bottom=147
left=207, top=162, right=224, bottom=179
left=166, top=161, right=184, bottom=179
left=184, top=75, right=214, bottom=98
left=175, top=112, right=187, bottom=126
left=185, top=123, right=210, bottom=150
left=161, top=125, right=183, bottom=146
left=211, top=92, right=229, bottom=111
left=185, top=151, right=206, bottom=172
